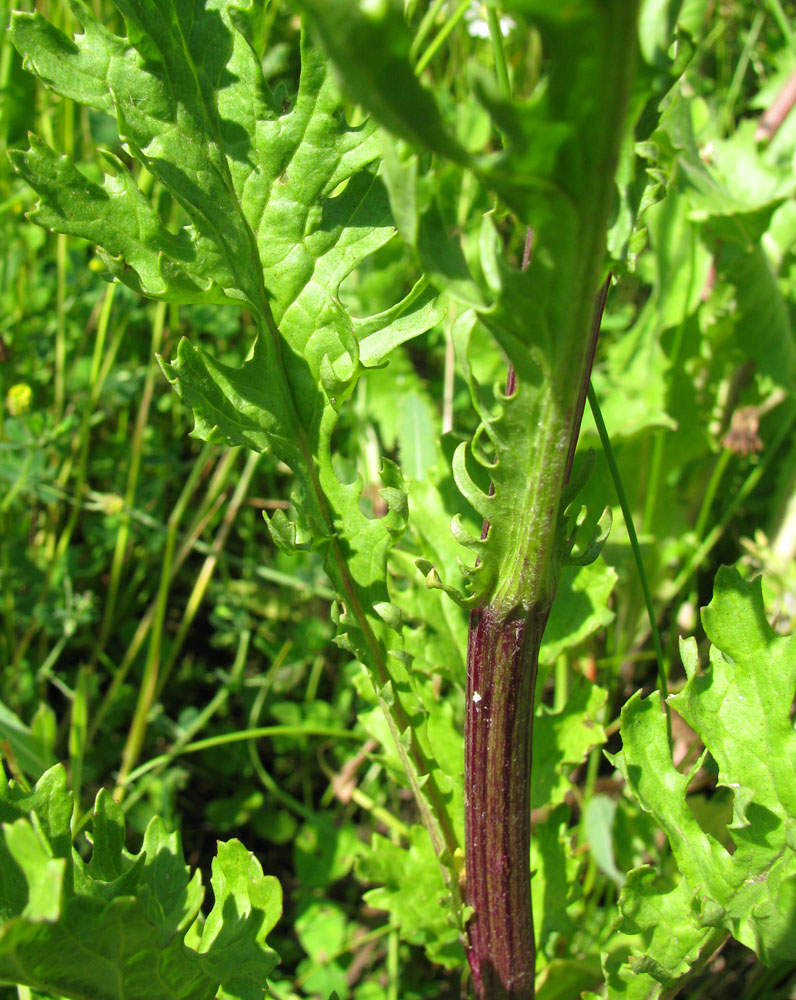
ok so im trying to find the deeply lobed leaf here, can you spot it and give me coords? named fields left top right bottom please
left=0, top=764, right=281, bottom=1000
left=358, top=825, right=464, bottom=970
left=9, top=0, right=464, bottom=944
left=609, top=567, right=796, bottom=992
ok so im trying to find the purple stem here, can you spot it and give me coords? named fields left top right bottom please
left=463, top=277, right=611, bottom=999
left=464, top=605, right=547, bottom=999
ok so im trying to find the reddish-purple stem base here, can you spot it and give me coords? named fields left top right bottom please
left=464, top=603, right=550, bottom=999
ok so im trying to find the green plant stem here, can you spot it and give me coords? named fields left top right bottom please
left=114, top=446, right=258, bottom=799
left=293, top=922, right=398, bottom=991
left=765, top=0, right=794, bottom=47
left=553, top=655, right=568, bottom=712
left=463, top=5, right=639, bottom=990
left=348, top=785, right=410, bottom=840
left=641, top=431, right=665, bottom=536
left=163, top=533, right=335, bottom=598
left=587, top=383, right=671, bottom=745
left=153, top=448, right=261, bottom=699
left=0, top=470, right=17, bottom=666
left=409, top=0, right=447, bottom=64
left=115, top=627, right=252, bottom=819
left=487, top=7, right=511, bottom=97
left=415, top=0, right=471, bottom=74
left=577, top=742, right=603, bottom=899
left=693, top=448, right=732, bottom=543
left=56, top=282, right=119, bottom=489
left=664, top=406, right=796, bottom=603
left=52, top=286, right=121, bottom=520
left=243, top=647, right=341, bottom=828
left=51, top=30, right=73, bottom=411
left=68, top=666, right=88, bottom=832
left=54, top=236, right=67, bottom=421
left=7, top=283, right=123, bottom=678
left=720, top=11, right=764, bottom=135
left=35, top=634, right=70, bottom=690
left=116, top=724, right=362, bottom=786
left=95, top=299, right=167, bottom=659
left=387, top=915, right=399, bottom=1000
left=0, top=3, right=15, bottom=157
left=257, top=0, right=281, bottom=56
left=304, top=653, right=324, bottom=702
left=318, top=736, right=412, bottom=839
left=464, top=281, right=608, bottom=1000
left=87, top=443, right=232, bottom=742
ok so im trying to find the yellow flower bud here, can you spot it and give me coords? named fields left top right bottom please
left=6, top=383, right=32, bottom=416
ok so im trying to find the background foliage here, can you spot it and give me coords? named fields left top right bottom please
left=2, top=0, right=796, bottom=997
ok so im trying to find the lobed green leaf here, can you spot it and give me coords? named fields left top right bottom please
left=358, top=825, right=465, bottom=970
left=9, top=0, right=463, bottom=940
left=0, top=764, right=281, bottom=1000
left=608, top=567, right=796, bottom=992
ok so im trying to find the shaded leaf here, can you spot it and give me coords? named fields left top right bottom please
left=608, top=567, right=796, bottom=994
left=0, top=764, right=281, bottom=1000
left=358, top=825, right=464, bottom=970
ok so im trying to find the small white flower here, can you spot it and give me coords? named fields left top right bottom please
left=465, top=3, right=516, bottom=39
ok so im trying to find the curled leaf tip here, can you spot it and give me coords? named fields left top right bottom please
left=415, top=558, right=473, bottom=609
left=565, top=505, right=612, bottom=567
